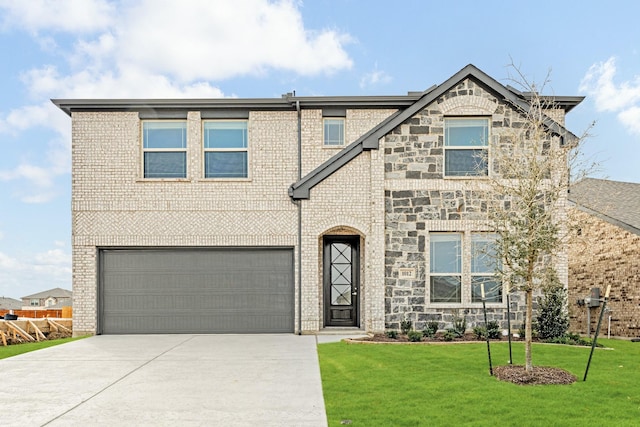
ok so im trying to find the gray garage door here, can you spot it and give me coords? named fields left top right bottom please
left=99, top=248, right=294, bottom=334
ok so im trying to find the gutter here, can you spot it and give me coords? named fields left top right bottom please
left=296, top=99, right=303, bottom=335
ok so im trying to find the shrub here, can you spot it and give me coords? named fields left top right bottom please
left=400, top=319, right=413, bottom=335
left=385, top=330, right=398, bottom=339
left=486, top=321, right=501, bottom=339
left=423, top=321, right=439, bottom=338
left=536, top=281, right=569, bottom=340
left=545, top=332, right=599, bottom=347
left=407, top=330, right=422, bottom=342
left=473, top=325, right=486, bottom=340
left=452, top=314, right=467, bottom=337
left=443, top=329, right=456, bottom=341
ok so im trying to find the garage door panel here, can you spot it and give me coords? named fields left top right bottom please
left=100, top=248, right=294, bottom=334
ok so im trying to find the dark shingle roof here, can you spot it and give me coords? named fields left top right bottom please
left=568, top=178, right=640, bottom=235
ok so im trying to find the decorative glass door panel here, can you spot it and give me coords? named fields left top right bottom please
left=324, top=236, right=359, bottom=327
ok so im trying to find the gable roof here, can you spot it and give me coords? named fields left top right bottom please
left=21, top=287, right=72, bottom=300
left=568, top=178, right=640, bottom=235
left=289, top=64, right=583, bottom=200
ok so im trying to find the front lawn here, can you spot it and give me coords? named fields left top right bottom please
left=318, top=339, right=640, bottom=426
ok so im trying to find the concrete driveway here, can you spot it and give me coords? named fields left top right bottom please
left=0, top=334, right=329, bottom=426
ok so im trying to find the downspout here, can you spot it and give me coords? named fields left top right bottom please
left=296, top=99, right=302, bottom=335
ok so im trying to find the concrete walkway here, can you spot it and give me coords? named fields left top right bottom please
left=0, top=334, right=334, bottom=426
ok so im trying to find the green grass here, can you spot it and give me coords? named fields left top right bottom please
left=0, top=337, right=85, bottom=360
left=318, top=340, right=640, bottom=426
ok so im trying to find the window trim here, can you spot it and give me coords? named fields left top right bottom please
left=203, top=120, right=250, bottom=180
left=443, top=117, right=490, bottom=178
left=429, top=232, right=463, bottom=304
left=141, top=120, right=188, bottom=180
left=470, top=233, right=501, bottom=303
left=428, top=231, right=503, bottom=307
left=323, top=117, right=345, bottom=147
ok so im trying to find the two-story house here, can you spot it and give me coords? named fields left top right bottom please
left=53, top=65, right=583, bottom=336
left=21, top=287, right=72, bottom=310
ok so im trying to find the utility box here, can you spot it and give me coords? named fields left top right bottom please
left=590, top=287, right=601, bottom=307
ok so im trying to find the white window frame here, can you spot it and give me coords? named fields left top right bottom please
left=429, top=232, right=463, bottom=304
left=141, top=120, right=187, bottom=179
left=203, top=120, right=249, bottom=179
left=443, top=117, right=490, bottom=177
left=428, top=231, right=502, bottom=306
left=323, top=118, right=345, bottom=147
left=470, top=233, right=501, bottom=303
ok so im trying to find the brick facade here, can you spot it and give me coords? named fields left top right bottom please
left=569, top=209, right=640, bottom=337
left=71, top=108, right=393, bottom=335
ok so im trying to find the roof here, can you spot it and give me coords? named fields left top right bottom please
left=52, top=95, right=423, bottom=117
left=21, top=287, right=72, bottom=300
left=568, top=178, right=640, bottom=235
left=0, top=297, right=23, bottom=310
left=290, top=64, right=583, bottom=199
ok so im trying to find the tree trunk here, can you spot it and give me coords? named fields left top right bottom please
left=525, top=288, right=533, bottom=372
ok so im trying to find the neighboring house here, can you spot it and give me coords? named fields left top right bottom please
left=568, top=178, right=640, bottom=337
left=53, top=64, right=583, bottom=336
left=0, top=296, right=23, bottom=311
left=21, top=288, right=73, bottom=310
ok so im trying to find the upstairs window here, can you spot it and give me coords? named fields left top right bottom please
left=204, top=121, right=248, bottom=178
left=30, top=299, right=39, bottom=306
left=444, top=118, right=489, bottom=177
left=429, top=233, right=462, bottom=303
left=324, top=118, right=345, bottom=146
left=142, top=121, right=187, bottom=178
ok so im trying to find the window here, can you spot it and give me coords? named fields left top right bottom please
left=471, top=234, right=501, bottom=303
left=324, top=118, right=344, bottom=146
left=30, top=299, right=39, bottom=306
left=429, top=232, right=501, bottom=304
left=444, top=118, right=489, bottom=177
left=429, top=233, right=462, bottom=303
left=142, top=121, right=187, bottom=178
left=204, top=121, right=248, bottom=178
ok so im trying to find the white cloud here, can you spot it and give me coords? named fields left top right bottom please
left=114, top=0, right=352, bottom=82
left=0, top=0, right=115, bottom=33
left=580, top=57, right=640, bottom=135
left=0, top=247, right=71, bottom=299
left=618, top=106, right=640, bottom=135
left=360, top=67, right=392, bottom=89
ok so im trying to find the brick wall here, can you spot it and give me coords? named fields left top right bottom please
left=72, top=108, right=393, bottom=335
left=569, top=209, right=640, bottom=337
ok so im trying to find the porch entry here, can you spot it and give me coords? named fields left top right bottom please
left=323, top=235, right=360, bottom=327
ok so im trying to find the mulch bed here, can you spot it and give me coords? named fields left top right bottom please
left=355, top=332, right=519, bottom=343
left=493, top=365, right=576, bottom=385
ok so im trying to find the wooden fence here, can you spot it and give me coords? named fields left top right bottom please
left=0, top=307, right=72, bottom=319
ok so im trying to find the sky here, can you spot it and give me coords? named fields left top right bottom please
left=0, top=0, right=639, bottom=300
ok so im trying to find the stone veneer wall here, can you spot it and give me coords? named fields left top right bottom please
left=569, top=209, right=640, bottom=337
left=383, top=78, right=561, bottom=331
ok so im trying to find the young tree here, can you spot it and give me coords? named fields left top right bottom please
left=486, top=64, right=593, bottom=372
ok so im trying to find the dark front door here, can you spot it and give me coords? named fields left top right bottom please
left=323, top=236, right=359, bottom=327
